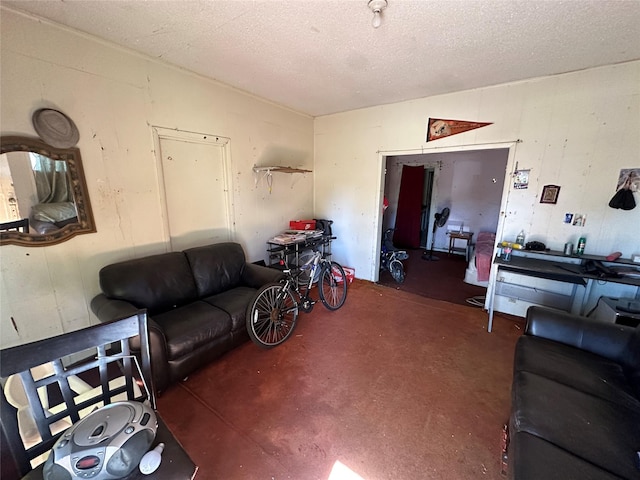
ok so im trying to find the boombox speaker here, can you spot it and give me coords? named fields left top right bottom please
left=43, top=401, right=157, bottom=480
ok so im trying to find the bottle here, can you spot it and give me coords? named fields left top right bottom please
left=139, top=443, right=165, bottom=474
left=515, top=230, right=525, bottom=246
left=577, top=237, right=586, bottom=255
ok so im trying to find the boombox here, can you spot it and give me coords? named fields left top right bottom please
left=43, top=401, right=157, bottom=480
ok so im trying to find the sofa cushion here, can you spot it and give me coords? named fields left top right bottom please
left=511, top=371, right=640, bottom=479
left=99, top=252, right=197, bottom=314
left=509, top=432, right=625, bottom=480
left=515, top=335, right=640, bottom=410
left=153, top=301, right=232, bottom=360
left=184, top=243, right=246, bottom=298
left=203, top=286, right=257, bottom=332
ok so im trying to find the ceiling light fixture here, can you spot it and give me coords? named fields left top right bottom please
left=368, top=0, right=387, bottom=28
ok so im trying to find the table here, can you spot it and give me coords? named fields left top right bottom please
left=267, top=233, right=333, bottom=268
left=487, top=252, right=640, bottom=332
left=447, top=231, right=474, bottom=261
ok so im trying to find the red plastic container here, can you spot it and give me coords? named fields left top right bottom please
left=289, top=220, right=316, bottom=230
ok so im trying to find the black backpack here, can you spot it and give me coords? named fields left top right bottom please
left=314, top=219, right=333, bottom=236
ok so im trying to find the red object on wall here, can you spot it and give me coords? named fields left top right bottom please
left=393, top=165, right=425, bottom=249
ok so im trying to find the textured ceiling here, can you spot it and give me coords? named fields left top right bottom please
left=3, top=0, right=640, bottom=116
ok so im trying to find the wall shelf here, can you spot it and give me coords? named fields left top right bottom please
left=252, top=165, right=312, bottom=192
left=252, top=165, right=312, bottom=174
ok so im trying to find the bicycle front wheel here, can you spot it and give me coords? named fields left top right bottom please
left=319, top=261, right=348, bottom=311
left=246, top=283, right=299, bottom=348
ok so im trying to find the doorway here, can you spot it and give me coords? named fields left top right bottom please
left=378, top=147, right=511, bottom=304
left=153, top=127, right=234, bottom=252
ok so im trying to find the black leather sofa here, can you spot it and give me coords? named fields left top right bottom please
left=508, top=306, right=640, bottom=479
left=90, top=242, right=283, bottom=393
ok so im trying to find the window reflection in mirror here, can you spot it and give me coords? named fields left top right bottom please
left=0, top=136, right=95, bottom=246
left=1, top=152, right=78, bottom=234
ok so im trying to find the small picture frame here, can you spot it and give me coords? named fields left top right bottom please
left=540, top=185, right=560, bottom=204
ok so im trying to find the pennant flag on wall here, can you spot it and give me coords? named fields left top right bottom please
left=427, top=118, right=493, bottom=142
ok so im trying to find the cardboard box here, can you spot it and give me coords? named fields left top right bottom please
left=289, top=219, right=316, bottom=230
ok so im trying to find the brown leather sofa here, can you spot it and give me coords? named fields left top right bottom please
left=90, top=242, right=283, bottom=393
left=508, top=306, right=640, bottom=479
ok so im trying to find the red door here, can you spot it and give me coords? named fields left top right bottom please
left=393, top=165, right=425, bottom=249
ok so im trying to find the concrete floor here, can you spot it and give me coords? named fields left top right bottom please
left=157, top=280, right=523, bottom=479
left=377, top=249, right=487, bottom=307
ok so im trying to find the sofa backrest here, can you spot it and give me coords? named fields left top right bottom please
left=99, top=252, right=198, bottom=314
left=183, top=242, right=246, bottom=298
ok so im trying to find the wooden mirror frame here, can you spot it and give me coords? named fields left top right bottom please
left=1, top=136, right=96, bottom=246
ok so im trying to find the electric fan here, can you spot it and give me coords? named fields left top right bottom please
left=422, top=207, right=450, bottom=261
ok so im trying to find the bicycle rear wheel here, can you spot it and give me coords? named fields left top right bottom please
left=246, top=283, right=299, bottom=348
left=390, top=259, right=405, bottom=283
left=319, top=261, right=348, bottom=310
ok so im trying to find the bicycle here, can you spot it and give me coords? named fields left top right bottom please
left=380, top=228, right=408, bottom=283
left=246, top=248, right=348, bottom=348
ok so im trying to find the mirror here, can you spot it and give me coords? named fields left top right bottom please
left=0, top=136, right=95, bottom=246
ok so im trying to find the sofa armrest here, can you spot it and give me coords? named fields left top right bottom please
left=525, top=306, right=636, bottom=364
left=241, top=262, right=285, bottom=288
left=90, top=294, right=170, bottom=393
left=90, top=293, right=140, bottom=321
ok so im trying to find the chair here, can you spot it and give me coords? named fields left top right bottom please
left=0, top=312, right=197, bottom=480
left=0, top=218, right=29, bottom=233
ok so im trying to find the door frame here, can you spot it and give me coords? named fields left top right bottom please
left=151, top=126, right=235, bottom=250
left=374, top=141, right=520, bottom=282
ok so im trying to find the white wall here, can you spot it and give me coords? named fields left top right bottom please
left=5, top=151, right=38, bottom=221
left=315, top=61, right=640, bottom=313
left=432, top=151, right=508, bottom=241
left=0, top=9, right=314, bottom=348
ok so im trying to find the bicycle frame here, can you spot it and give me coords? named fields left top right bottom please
left=280, top=249, right=324, bottom=310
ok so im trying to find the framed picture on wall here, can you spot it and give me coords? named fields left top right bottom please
left=540, top=185, right=560, bottom=204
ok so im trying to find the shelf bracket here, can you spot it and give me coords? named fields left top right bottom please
left=252, top=165, right=312, bottom=193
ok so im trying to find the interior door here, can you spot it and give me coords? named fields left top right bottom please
left=393, top=165, right=425, bottom=249
left=420, top=168, right=435, bottom=248
left=154, top=128, right=233, bottom=251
